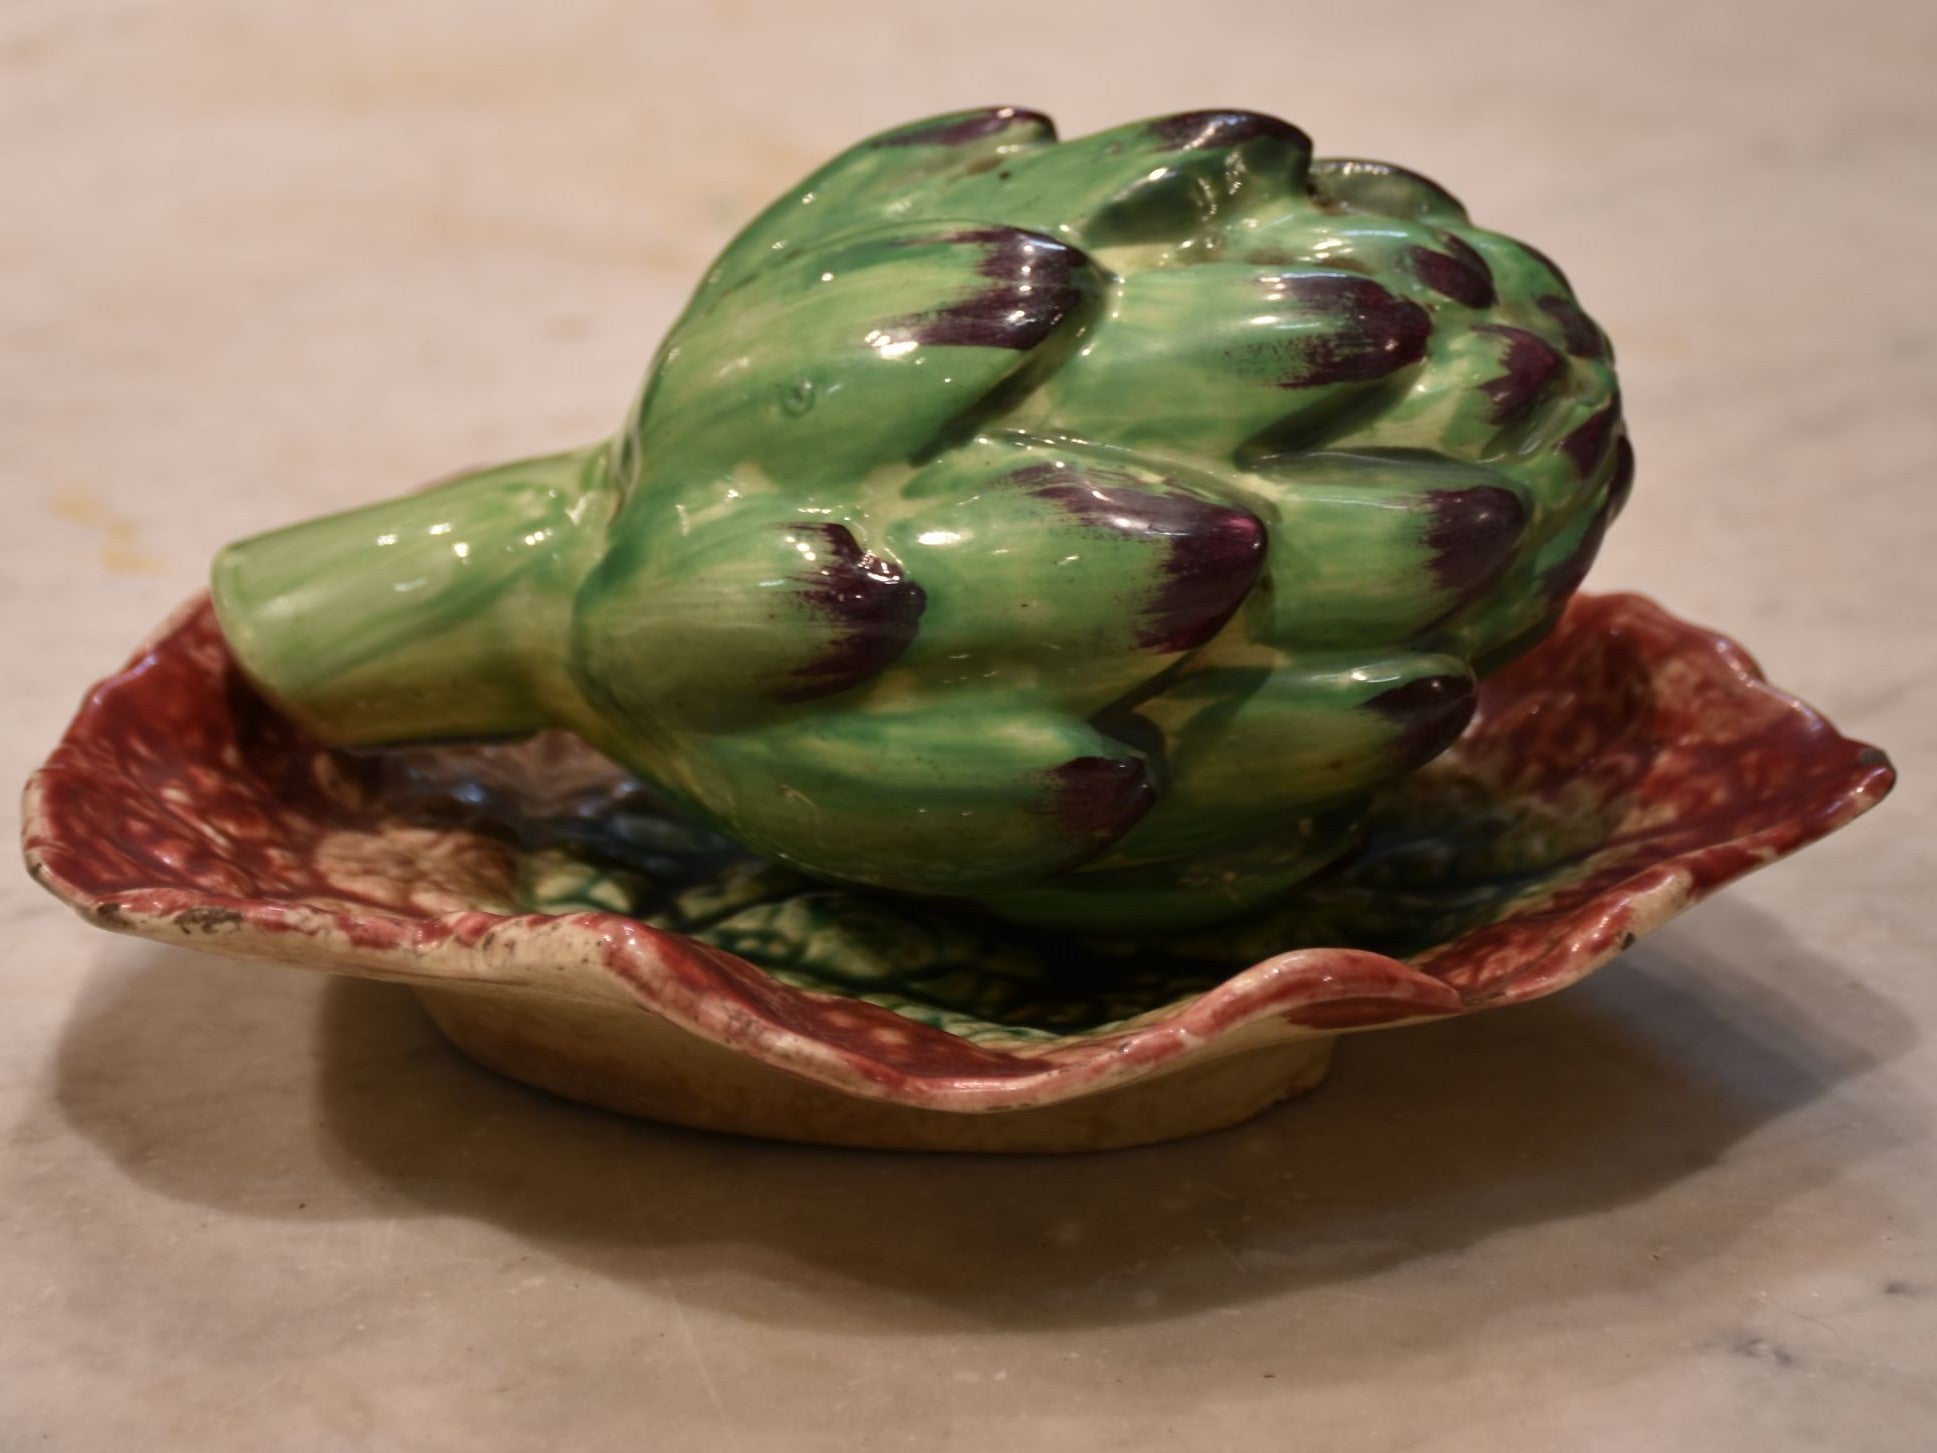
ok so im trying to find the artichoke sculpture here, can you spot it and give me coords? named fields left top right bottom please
left=214, top=107, right=1629, bottom=932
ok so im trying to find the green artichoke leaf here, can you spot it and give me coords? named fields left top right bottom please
left=1107, top=649, right=1476, bottom=863
left=1460, top=229, right=1609, bottom=361
left=570, top=502, right=928, bottom=735
left=1238, top=450, right=1531, bottom=650
left=883, top=439, right=1266, bottom=712
left=619, top=219, right=1101, bottom=496
left=941, top=110, right=1313, bottom=251
left=1236, top=212, right=1501, bottom=312
left=688, top=106, right=1058, bottom=311
left=667, top=699, right=1156, bottom=896
left=1315, top=320, right=1571, bottom=462
left=1305, top=158, right=1471, bottom=224
left=1036, top=264, right=1433, bottom=457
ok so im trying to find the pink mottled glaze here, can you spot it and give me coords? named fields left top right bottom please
left=21, top=594, right=1894, bottom=1125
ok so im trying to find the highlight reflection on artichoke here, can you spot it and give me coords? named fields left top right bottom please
left=213, top=107, right=1630, bottom=932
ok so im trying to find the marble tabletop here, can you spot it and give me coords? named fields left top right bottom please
left=4, top=2, right=1933, bottom=1448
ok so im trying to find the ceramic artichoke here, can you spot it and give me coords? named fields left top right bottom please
left=213, top=107, right=1629, bottom=932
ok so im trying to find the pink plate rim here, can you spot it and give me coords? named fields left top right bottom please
left=21, top=592, right=1896, bottom=1114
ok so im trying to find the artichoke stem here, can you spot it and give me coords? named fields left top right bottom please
left=211, top=447, right=607, bottom=748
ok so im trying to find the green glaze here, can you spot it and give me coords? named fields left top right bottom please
left=213, top=107, right=1629, bottom=933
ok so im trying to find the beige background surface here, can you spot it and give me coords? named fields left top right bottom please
left=4, top=2, right=1934, bottom=1448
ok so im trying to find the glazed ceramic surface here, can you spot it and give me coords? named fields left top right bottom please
left=211, top=107, right=1628, bottom=933
left=23, top=592, right=1891, bottom=1151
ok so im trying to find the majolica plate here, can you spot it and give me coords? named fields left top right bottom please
left=22, top=592, right=1892, bottom=1152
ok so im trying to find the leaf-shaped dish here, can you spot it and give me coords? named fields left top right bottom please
left=22, top=593, right=1892, bottom=1151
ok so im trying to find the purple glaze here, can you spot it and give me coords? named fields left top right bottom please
left=1146, top=110, right=1312, bottom=155
left=1604, top=435, right=1636, bottom=517
left=1474, top=325, right=1567, bottom=424
left=1409, top=237, right=1496, bottom=308
left=774, top=524, right=926, bottom=703
left=1537, top=294, right=1605, bottom=359
left=1268, top=274, right=1432, bottom=387
left=1517, top=241, right=1574, bottom=293
left=1560, top=399, right=1623, bottom=478
left=1423, top=486, right=1527, bottom=596
left=1146, top=506, right=1269, bottom=653
left=1366, top=674, right=1477, bottom=769
left=1044, top=755, right=1156, bottom=844
left=1540, top=434, right=1633, bottom=604
left=895, top=229, right=1089, bottom=351
left=1022, top=470, right=1267, bottom=653
left=873, top=107, right=1053, bottom=149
